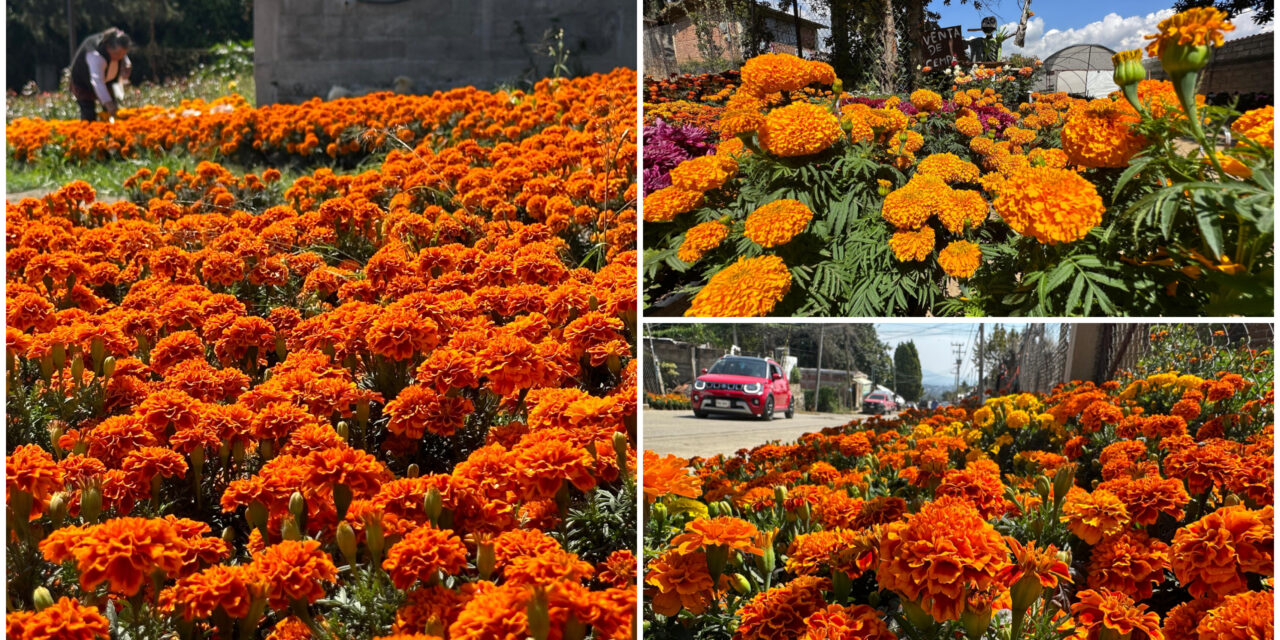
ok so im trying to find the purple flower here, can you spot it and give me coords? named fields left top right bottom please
left=643, top=118, right=715, bottom=194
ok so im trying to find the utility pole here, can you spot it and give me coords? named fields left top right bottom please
left=951, top=342, right=965, bottom=400
left=66, top=0, right=76, bottom=64
left=814, top=326, right=825, bottom=411
left=978, top=324, right=985, bottom=403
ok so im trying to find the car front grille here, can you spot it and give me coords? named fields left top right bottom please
left=705, top=382, right=744, bottom=391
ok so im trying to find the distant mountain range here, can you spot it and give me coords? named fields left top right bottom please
left=921, top=368, right=972, bottom=387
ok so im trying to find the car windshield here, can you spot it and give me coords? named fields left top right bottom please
left=707, top=358, right=768, bottom=378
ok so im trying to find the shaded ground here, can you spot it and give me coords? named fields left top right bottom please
left=643, top=409, right=893, bottom=458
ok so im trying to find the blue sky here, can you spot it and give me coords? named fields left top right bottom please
left=797, top=0, right=1272, bottom=59
left=875, top=322, right=1042, bottom=386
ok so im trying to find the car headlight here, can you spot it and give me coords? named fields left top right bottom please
left=693, top=380, right=706, bottom=390
left=743, top=382, right=763, bottom=394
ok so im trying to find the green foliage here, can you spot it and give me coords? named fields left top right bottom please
left=815, top=385, right=842, bottom=412
left=893, top=341, right=923, bottom=402
left=564, top=481, right=638, bottom=564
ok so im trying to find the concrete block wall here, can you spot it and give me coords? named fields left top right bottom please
left=255, top=0, right=636, bottom=104
left=1142, top=32, right=1273, bottom=96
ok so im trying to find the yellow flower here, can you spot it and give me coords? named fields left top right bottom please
left=744, top=199, right=814, bottom=248
left=686, top=255, right=792, bottom=317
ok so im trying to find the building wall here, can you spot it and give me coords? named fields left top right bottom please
left=649, top=14, right=818, bottom=74
left=255, top=0, right=635, bottom=104
left=1143, top=32, right=1273, bottom=97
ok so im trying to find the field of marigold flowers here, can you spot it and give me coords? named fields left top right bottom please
left=643, top=324, right=1273, bottom=640
left=6, top=69, right=639, bottom=640
left=642, top=9, right=1273, bottom=317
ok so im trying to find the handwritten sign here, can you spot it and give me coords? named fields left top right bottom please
left=921, top=25, right=966, bottom=69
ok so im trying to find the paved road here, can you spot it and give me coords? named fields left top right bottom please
left=644, top=409, right=892, bottom=459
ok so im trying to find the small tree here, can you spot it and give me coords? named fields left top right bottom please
left=894, top=341, right=923, bottom=402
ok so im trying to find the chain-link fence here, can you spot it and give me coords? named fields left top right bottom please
left=1005, top=323, right=1274, bottom=393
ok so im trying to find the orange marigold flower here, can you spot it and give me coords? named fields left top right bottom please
left=740, top=53, right=835, bottom=96
left=38, top=517, right=187, bottom=596
left=1100, top=475, right=1190, bottom=525
left=888, top=226, right=936, bottom=262
left=956, top=115, right=984, bottom=137
left=1161, top=596, right=1222, bottom=640
left=255, top=539, right=339, bottom=608
left=1060, top=487, right=1129, bottom=545
left=990, top=166, right=1105, bottom=244
left=1061, top=98, right=1147, bottom=168
left=7, top=444, right=64, bottom=518
left=910, top=89, right=944, bottom=112
left=937, top=240, right=982, bottom=279
left=744, top=199, right=814, bottom=248
left=1144, top=7, right=1235, bottom=58
left=646, top=549, right=719, bottom=616
left=877, top=496, right=1011, bottom=622
left=382, top=524, right=469, bottom=589
left=916, top=153, right=981, bottom=184
left=642, top=450, right=702, bottom=503
left=882, top=175, right=949, bottom=230
left=6, top=597, right=109, bottom=640
left=677, top=220, right=730, bottom=264
left=385, top=384, right=473, bottom=438
left=759, top=103, right=842, bottom=157
left=368, top=308, right=439, bottom=361
left=159, top=564, right=262, bottom=620
left=938, top=189, right=988, bottom=234
left=1171, top=505, right=1273, bottom=599
left=801, top=604, right=897, bottom=640
left=670, top=154, right=737, bottom=193
left=598, top=549, right=637, bottom=589
left=670, top=516, right=764, bottom=556
left=1197, top=590, right=1272, bottom=640
left=1086, top=530, right=1170, bottom=600
left=1070, top=588, right=1161, bottom=640
left=1231, top=105, right=1273, bottom=148
left=685, top=255, right=791, bottom=317
left=735, top=576, right=830, bottom=640
left=643, top=187, right=704, bottom=223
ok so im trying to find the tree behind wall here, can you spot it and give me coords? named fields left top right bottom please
left=894, top=340, right=923, bottom=402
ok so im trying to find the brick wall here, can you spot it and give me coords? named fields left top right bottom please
left=255, top=0, right=635, bottom=104
left=645, top=14, right=819, bottom=75
left=1143, top=31, right=1273, bottom=96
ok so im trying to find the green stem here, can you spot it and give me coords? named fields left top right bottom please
left=1173, top=71, right=1228, bottom=181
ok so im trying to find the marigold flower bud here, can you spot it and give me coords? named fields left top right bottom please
left=336, top=522, right=357, bottom=566
left=32, top=587, right=54, bottom=611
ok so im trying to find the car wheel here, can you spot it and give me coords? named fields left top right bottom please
left=693, top=410, right=708, bottom=418
left=784, top=397, right=794, bottom=419
left=760, top=397, right=774, bottom=421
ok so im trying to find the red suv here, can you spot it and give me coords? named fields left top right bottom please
left=691, top=356, right=793, bottom=420
left=862, top=391, right=898, bottom=415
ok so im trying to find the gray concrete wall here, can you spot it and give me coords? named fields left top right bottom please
left=255, top=0, right=636, bottom=104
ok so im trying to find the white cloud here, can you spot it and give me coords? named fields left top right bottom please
left=1003, top=8, right=1272, bottom=59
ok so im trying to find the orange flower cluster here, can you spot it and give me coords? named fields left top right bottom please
left=7, top=67, right=638, bottom=639
left=878, top=496, right=1011, bottom=621
left=644, top=348, right=1272, bottom=637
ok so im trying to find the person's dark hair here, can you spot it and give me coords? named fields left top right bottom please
left=103, top=28, right=132, bottom=51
